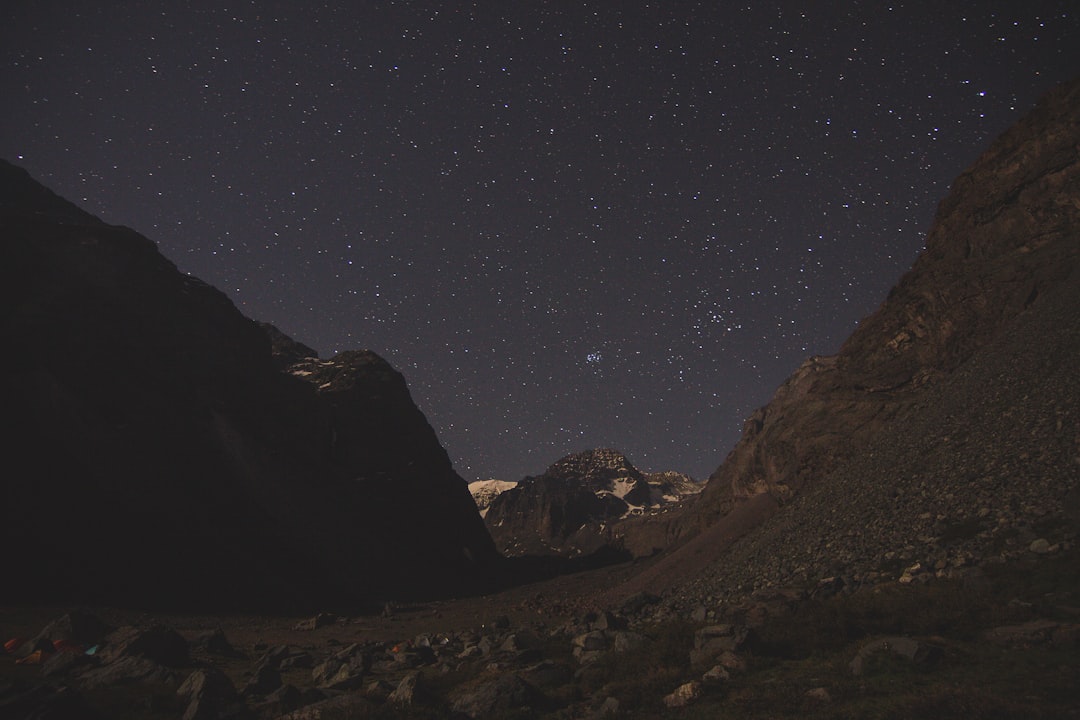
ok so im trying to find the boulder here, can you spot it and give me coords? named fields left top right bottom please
left=98, top=625, right=190, bottom=667
left=388, top=671, right=423, bottom=705
left=850, top=636, right=943, bottom=675
left=663, top=681, right=702, bottom=708
left=78, top=655, right=179, bottom=689
left=448, top=672, right=542, bottom=718
left=177, top=667, right=242, bottom=720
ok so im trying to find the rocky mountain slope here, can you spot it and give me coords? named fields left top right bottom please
left=608, top=76, right=1080, bottom=604
left=0, top=160, right=497, bottom=610
left=483, top=449, right=700, bottom=557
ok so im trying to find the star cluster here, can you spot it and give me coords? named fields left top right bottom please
left=3, top=2, right=1077, bottom=481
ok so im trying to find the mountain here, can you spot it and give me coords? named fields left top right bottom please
left=469, top=479, right=519, bottom=518
left=483, top=449, right=700, bottom=557
left=609, top=77, right=1080, bottom=601
left=0, top=160, right=497, bottom=610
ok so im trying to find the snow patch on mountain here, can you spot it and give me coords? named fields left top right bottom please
left=468, top=479, right=518, bottom=518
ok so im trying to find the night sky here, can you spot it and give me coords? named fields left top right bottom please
left=3, top=2, right=1077, bottom=483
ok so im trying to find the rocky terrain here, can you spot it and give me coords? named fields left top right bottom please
left=481, top=449, right=701, bottom=557
left=0, top=159, right=497, bottom=611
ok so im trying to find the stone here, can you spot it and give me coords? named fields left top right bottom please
left=98, top=625, right=190, bottom=667
left=850, top=637, right=943, bottom=675
left=41, top=649, right=96, bottom=678
left=1029, top=538, right=1051, bottom=554
left=292, top=612, right=337, bottom=631
left=243, top=662, right=282, bottom=697
left=611, top=630, right=646, bottom=653
left=176, top=667, right=241, bottom=720
left=276, top=693, right=373, bottom=719
left=189, top=629, right=241, bottom=658
left=388, top=671, right=423, bottom=705
left=26, top=611, right=111, bottom=650
left=702, top=665, right=730, bottom=684
left=77, top=656, right=179, bottom=689
left=984, top=620, right=1061, bottom=647
left=573, top=631, right=610, bottom=652
left=448, top=672, right=541, bottom=718
left=663, top=681, right=702, bottom=708
left=598, top=696, right=620, bottom=716
left=520, top=659, right=573, bottom=688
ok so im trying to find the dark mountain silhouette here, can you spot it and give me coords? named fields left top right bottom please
left=0, top=160, right=497, bottom=611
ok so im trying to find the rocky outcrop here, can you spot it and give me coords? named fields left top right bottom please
left=0, top=158, right=497, bottom=610
left=484, top=449, right=699, bottom=557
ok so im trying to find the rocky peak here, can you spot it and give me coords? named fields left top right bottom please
left=482, top=449, right=693, bottom=557
left=544, top=448, right=651, bottom=506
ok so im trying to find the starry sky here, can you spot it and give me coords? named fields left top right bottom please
left=2, top=2, right=1077, bottom=483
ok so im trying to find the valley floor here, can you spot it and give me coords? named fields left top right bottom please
left=3, top=545, right=1079, bottom=719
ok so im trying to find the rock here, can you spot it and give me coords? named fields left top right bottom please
left=177, top=667, right=241, bottom=720
left=663, top=681, right=702, bottom=708
left=261, top=645, right=313, bottom=670
left=98, top=625, right=190, bottom=667
left=805, top=686, right=832, bottom=702
left=250, top=684, right=318, bottom=717
left=714, top=650, right=746, bottom=672
left=26, top=611, right=111, bottom=650
left=292, top=613, right=337, bottom=631
left=597, top=696, right=620, bottom=716
left=276, top=693, right=373, bottom=719
left=702, top=665, right=730, bottom=684
left=573, top=631, right=609, bottom=653
left=361, top=678, right=395, bottom=702
left=1029, top=538, right=1052, bottom=554
left=41, top=648, right=96, bottom=678
left=0, top=683, right=100, bottom=720
left=77, top=656, right=179, bottom=689
left=388, top=671, right=423, bottom=705
left=691, top=623, right=748, bottom=666
left=590, top=610, right=627, bottom=632
left=850, top=636, right=943, bottom=675
left=619, top=591, right=660, bottom=615
left=189, top=629, right=241, bottom=658
left=242, top=662, right=282, bottom=697
left=448, top=672, right=541, bottom=718
left=520, top=660, right=573, bottom=689
left=984, top=619, right=1061, bottom=646
left=611, top=630, right=647, bottom=653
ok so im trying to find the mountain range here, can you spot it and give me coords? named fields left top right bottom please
left=2, top=77, right=1078, bottom=622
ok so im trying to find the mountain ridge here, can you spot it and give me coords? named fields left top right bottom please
left=0, top=160, right=498, bottom=610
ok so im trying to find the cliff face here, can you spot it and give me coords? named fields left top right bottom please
left=696, top=77, right=1080, bottom=517
left=0, top=160, right=496, bottom=610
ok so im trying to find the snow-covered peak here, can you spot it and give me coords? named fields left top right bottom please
left=468, top=479, right=518, bottom=518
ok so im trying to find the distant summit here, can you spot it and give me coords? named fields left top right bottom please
left=483, top=449, right=700, bottom=557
